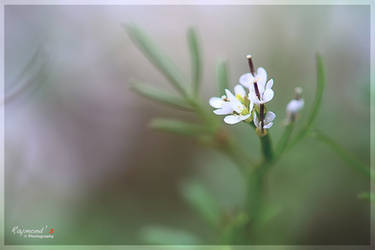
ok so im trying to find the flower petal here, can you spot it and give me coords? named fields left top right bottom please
left=234, top=84, right=246, bottom=98
left=239, top=114, right=251, bottom=121
left=265, top=79, right=273, bottom=90
left=248, top=91, right=260, bottom=104
left=239, top=73, right=254, bottom=88
left=213, top=106, right=233, bottom=115
left=262, top=89, right=274, bottom=103
left=226, top=88, right=243, bottom=113
left=209, top=97, right=224, bottom=108
left=286, top=99, right=304, bottom=113
left=224, top=115, right=242, bottom=125
left=249, top=101, right=254, bottom=113
left=253, top=113, right=260, bottom=128
left=263, top=122, right=273, bottom=129
left=256, top=67, right=267, bottom=88
left=264, top=111, right=276, bottom=123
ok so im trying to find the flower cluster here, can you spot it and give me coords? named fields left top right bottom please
left=209, top=54, right=276, bottom=135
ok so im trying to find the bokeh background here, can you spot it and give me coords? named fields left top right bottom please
left=4, top=5, right=371, bottom=246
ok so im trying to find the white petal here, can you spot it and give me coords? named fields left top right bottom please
left=234, top=84, right=246, bottom=98
left=262, top=89, right=274, bottom=103
left=253, top=113, right=260, bottom=128
left=224, top=115, right=242, bottom=125
left=213, top=104, right=233, bottom=115
left=239, top=114, right=251, bottom=121
left=286, top=99, right=304, bottom=113
left=263, top=122, right=273, bottom=129
left=225, top=89, right=236, bottom=102
left=265, top=79, right=273, bottom=90
left=264, top=111, right=276, bottom=123
left=226, top=89, right=243, bottom=113
left=248, top=91, right=260, bottom=104
left=239, top=73, right=254, bottom=88
left=256, top=67, right=267, bottom=87
left=209, top=97, right=224, bottom=108
left=248, top=101, right=254, bottom=113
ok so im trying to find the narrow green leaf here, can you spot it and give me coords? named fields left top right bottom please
left=124, top=24, right=187, bottom=96
left=181, top=181, right=221, bottom=227
left=187, top=27, right=202, bottom=96
left=139, top=226, right=200, bottom=245
left=150, top=118, right=208, bottom=136
left=216, top=60, right=229, bottom=95
left=288, top=53, right=325, bottom=149
left=130, top=81, right=192, bottom=110
left=310, top=129, right=370, bottom=177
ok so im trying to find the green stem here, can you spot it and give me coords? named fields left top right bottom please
left=260, top=134, right=274, bottom=163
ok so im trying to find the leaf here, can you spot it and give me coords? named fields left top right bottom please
left=181, top=181, right=221, bottom=227
left=310, top=129, right=371, bottom=178
left=124, top=24, right=187, bottom=96
left=150, top=118, right=208, bottom=136
left=130, top=81, right=192, bottom=111
left=216, top=60, right=229, bottom=95
left=288, top=53, right=325, bottom=149
left=187, top=27, right=202, bottom=96
left=139, top=226, right=200, bottom=245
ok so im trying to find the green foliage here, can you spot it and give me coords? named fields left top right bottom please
left=125, top=24, right=370, bottom=245
left=124, top=24, right=187, bottom=96
left=150, top=118, right=208, bottom=136
left=139, top=226, right=200, bottom=245
left=181, top=181, right=221, bottom=227
left=130, top=81, right=192, bottom=110
left=216, top=60, right=230, bottom=95
left=187, top=28, right=202, bottom=96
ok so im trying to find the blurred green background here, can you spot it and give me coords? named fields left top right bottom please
left=4, top=5, right=370, bottom=246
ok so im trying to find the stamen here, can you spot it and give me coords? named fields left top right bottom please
left=260, top=103, right=265, bottom=132
left=247, top=54, right=255, bottom=76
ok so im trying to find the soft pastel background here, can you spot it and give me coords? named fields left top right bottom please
left=4, top=5, right=370, bottom=246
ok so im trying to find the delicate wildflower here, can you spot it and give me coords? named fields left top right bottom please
left=209, top=85, right=254, bottom=125
left=286, top=87, right=304, bottom=123
left=239, top=55, right=274, bottom=105
left=254, top=111, right=276, bottom=132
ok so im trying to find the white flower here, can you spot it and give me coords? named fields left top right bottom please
left=286, top=99, right=304, bottom=114
left=239, top=67, right=274, bottom=105
left=253, top=111, right=276, bottom=129
left=285, top=87, right=304, bottom=123
left=209, top=85, right=254, bottom=125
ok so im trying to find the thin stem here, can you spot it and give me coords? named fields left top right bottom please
left=260, top=134, right=274, bottom=163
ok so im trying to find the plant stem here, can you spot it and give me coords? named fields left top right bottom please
left=260, top=134, right=274, bottom=163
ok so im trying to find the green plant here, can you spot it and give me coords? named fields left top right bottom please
left=124, top=24, right=372, bottom=245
